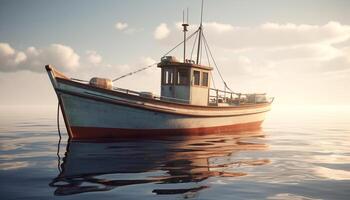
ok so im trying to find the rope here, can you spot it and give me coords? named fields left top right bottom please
left=203, top=32, right=211, bottom=68
left=190, top=30, right=199, bottom=61
left=112, top=30, right=199, bottom=82
left=69, top=26, right=230, bottom=94
left=202, top=30, right=216, bottom=89
left=162, top=29, right=199, bottom=58
left=56, top=102, right=62, bottom=173
left=210, top=71, right=216, bottom=89
left=112, top=63, right=157, bottom=82
left=202, top=32, right=233, bottom=92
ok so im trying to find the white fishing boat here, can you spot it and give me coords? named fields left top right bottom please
left=46, top=3, right=273, bottom=140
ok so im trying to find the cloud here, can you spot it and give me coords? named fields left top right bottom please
left=203, top=22, right=234, bottom=33
left=0, top=43, right=80, bottom=72
left=114, top=21, right=142, bottom=34
left=115, top=22, right=128, bottom=31
left=0, top=43, right=27, bottom=69
left=86, top=50, right=102, bottom=65
left=154, top=23, right=170, bottom=40
left=200, top=21, right=350, bottom=49
left=162, top=21, right=350, bottom=76
left=160, top=21, right=350, bottom=49
left=0, top=43, right=15, bottom=56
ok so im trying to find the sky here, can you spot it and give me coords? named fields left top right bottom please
left=0, top=0, right=350, bottom=106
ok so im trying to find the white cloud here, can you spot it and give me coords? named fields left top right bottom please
left=86, top=50, right=102, bottom=65
left=0, top=43, right=27, bottom=70
left=40, top=44, right=80, bottom=70
left=198, top=21, right=350, bottom=49
left=159, top=21, right=350, bottom=75
left=203, top=22, right=234, bottom=33
left=154, top=23, right=170, bottom=40
left=115, top=22, right=128, bottom=31
left=164, top=21, right=350, bottom=49
left=114, top=21, right=143, bottom=35
left=15, top=52, right=27, bottom=63
left=0, top=43, right=80, bottom=72
left=0, top=43, right=15, bottom=56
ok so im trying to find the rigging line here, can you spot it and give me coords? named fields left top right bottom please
left=202, top=33, right=233, bottom=92
left=199, top=30, right=204, bottom=65
left=202, top=32, right=215, bottom=89
left=56, top=102, right=62, bottom=173
left=203, top=31, right=211, bottom=67
left=190, top=30, right=199, bottom=61
left=113, top=29, right=199, bottom=82
left=112, top=63, right=157, bottom=82
left=210, top=71, right=216, bottom=89
left=162, top=29, right=199, bottom=57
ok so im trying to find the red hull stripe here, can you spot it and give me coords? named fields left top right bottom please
left=70, top=121, right=263, bottom=140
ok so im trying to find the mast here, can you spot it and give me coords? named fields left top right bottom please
left=182, top=9, right=189, bottom=63
left=196, top=0, right=204, bottom=64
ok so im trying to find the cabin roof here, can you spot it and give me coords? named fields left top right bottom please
left=157, top=61, right=213, bottom=71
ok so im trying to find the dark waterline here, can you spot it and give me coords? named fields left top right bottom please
left=0, top=105, right=349, bottom=199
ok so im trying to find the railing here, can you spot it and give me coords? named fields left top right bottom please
left=209, top=88, right=270, bottom=105
left=75, top=79, right=271, bottom=106
left=111, top=86, right=270, bottom=106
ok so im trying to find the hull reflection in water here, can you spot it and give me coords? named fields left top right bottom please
left=50, top=131, right=269, bottom=196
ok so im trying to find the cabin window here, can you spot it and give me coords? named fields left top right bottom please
left=193, top=70, right=200, bottom=86
left=162, top=68, right=174, bottom=84
left=176, top=68, right=190, bottom=85
left=202, top=72, right=209, bottom=87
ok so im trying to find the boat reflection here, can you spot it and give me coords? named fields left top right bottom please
left=50, top=131, right=269, bottom=196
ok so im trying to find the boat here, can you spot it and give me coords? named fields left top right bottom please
left=46, top=3, right=273, bottom=140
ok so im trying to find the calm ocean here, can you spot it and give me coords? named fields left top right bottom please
left=0, top=105, right=349, bottom=200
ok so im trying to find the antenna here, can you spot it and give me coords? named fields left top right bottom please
left=196, top=0, right=204, bottom=64
left=182, top=8, right=189, bottom=63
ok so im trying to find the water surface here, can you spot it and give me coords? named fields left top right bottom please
left=0, top=105, right=349, bottom=199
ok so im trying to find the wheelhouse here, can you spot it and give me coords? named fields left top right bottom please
left=158, top=56, right=213, bottom=106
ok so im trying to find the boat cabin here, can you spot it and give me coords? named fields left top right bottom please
left=158, top=56, right=213, bottom=106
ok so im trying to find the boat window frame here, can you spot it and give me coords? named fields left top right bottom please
left=193, top=70, right=201, bottom=86
left=176, top=67, right=190, bottom=85
left=201, top=71, right=209, bottom=87
left=162, top=67, right=174, bottom=85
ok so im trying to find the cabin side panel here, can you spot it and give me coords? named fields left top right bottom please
left=191, top=87, right=209, bottom=106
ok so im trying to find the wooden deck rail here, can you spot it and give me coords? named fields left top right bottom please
left=209, top=88, right=268, bottom=105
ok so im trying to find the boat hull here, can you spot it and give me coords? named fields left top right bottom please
left=60, top=91, right=268, bottom=139
left=46, top=65, right=271, bottom=140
